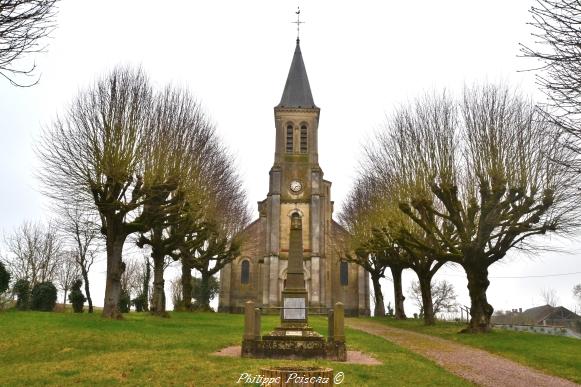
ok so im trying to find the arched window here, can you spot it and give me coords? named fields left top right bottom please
left=300, top=125, right=308, bottom=153
left=286, top=124, right=294, bottom=153
left=340, top=261, right=349, bottom=286
left=241, top=260, right=250, bottom=284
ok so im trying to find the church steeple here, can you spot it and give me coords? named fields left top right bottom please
left=277, top=40, right=316, bottom=109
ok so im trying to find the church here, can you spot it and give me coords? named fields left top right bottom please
left=218, top=38, right=370, bottom=317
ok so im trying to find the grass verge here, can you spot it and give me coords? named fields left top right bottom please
left=0, top=310, right=470, bottom=386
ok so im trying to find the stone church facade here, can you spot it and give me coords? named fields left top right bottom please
left=218, top=39, right=370, bottom=317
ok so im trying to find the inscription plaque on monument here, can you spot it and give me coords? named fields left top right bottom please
left=283, top=297, right=306, bottom=320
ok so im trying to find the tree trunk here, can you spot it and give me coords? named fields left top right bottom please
left=418, top=273, right=435, bottom=325
left=142, top=257, right=150, bottom=312
left=390, top=266, right=406, bottom=319
left=102, top=232, right=126, bottom=319
left=181, top=259, right=192, bottom=311
left=462, top=263, right=493, bottom=333
left=150, top=252, right=167, bottom=317
left=199, top=272, right=212, bottom=311
left=63, top=289, right=68, bottom=307
left=371, top=274, right=385, bottom=317
left=81, top=265, right=93, bottom=313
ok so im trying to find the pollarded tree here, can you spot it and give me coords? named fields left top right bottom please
left=135, top=86, right=225, bottom=316
left=38, top=66, right=163, bottom=318
left=340, top=177, right=389, bottom=317
left=184, top=223, right=242, bottom=311
left=339, top=176, right=409, bottom=319
left=383, top=85, right=578, bottom=332
left=174, top=133, right=249, bottom=311
left=178, top=196, right=248, bottom=311
left=358, top=228, right=410, bottom=319
left=0, top=0, right=59, bottom=86
left=366, top=95, right=456, bottom=325
left=179, top=194, right=248, bottom=311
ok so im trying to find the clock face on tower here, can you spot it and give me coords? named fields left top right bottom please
left=290, top=180, right=303, bottom=193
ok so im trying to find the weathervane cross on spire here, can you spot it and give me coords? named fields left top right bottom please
left=292, top=6, right=304, bottom=43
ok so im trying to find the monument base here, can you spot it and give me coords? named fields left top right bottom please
left=240, top=300, right=347, bottom=362
left=242, top=332, right=346, bottom=361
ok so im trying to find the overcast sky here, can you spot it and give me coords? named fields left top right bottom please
left=0, top=0, right=579, bottom=314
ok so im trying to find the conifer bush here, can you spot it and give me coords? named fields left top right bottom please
left=13, top=279, right=30, bottom=310
left=132, top=293, right=147, bottom=312
left=0, top=261, right=10, bottom=294
left=119, top=290, right=131, bottom=313
left=31, top=281, right=57, bottom=311
left=68, top=279, right=86, bottom=313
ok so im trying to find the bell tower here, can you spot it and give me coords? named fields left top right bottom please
left=217, top=22, right=371, bottom=317
left=262, top=37, right=326, bottom=309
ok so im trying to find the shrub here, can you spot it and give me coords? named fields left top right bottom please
left=31, top=281, right=57, bottom=311
left=68, top=279, right=86, bottom=313
left=13, top=279, right=30, bottom=310
left=0, top=261, right=10, bottom=294
left=119, top=290, right=130, bottom=313
left=132, top=293, right=147, bottom=312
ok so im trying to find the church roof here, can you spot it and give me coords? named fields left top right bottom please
left=277, top=39, right=317, bottom=109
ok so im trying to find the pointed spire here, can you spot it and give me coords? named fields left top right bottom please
left=277, top=40, right=316, bottom=109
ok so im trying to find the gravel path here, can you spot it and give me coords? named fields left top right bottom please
left=346, top=319, right=579, bottom=387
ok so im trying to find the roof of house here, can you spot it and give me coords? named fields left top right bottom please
left=522, top=305, right=580, bottom=323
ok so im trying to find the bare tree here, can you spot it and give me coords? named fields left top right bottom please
left=137, top=254, right=151, bottom=312
left=574, top=284, right=581, bottom=310
left=357, top=85, right=579, bottom=332
left=521, top=0, right=581, bottom=172
left=541, top=287, right=559, bottom=307
left=169, top=275, right=182, bottom=310
left=3, top=221, right=62, bottom=288
left=38, top=66, right=164, bottom=319
left=343, top=110, right=451, bottom=325
left=340, top=177, right=390, bottom=317
left=340, top=175, right=410, bottom=319
left=56, top=250, right=80, bottom=305
left=135, top=86, right=227, bottom=316
left=171, top=124, right=250, bottom=311
left=0, top=0, right=59, bottom=86
left=58, top=203, right=99, bottom=312
left=177, top=179, right=249, bottom=311
left=409, top=279, right=458, bottom=317
left=120, top=257, right=142, bottom=300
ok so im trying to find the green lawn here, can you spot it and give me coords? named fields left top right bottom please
left=0, top=311, right=470, bottom=387
left=367, top=317, right=581, bottom=384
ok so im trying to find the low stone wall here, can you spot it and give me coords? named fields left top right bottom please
left=494, top=323, right=581, bottom=339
